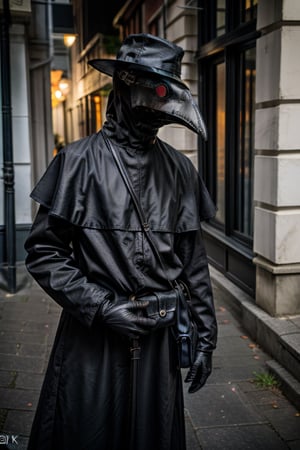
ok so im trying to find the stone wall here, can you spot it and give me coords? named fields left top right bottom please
left=254, top=0, right=300, bottom=315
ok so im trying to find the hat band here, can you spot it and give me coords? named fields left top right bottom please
left=121, top=57, right=180, bottom=78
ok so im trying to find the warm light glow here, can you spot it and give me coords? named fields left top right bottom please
left=64, top=34, right=76, bottom=47
left=55, top=90, right=63, bottom=99
left=51, top=71, right=71, bottom=108
left=93, top=95, right=102, bottom=130
left=59, top=81, right=68, bottom=91
left=59, top=79, right=70, bottom=95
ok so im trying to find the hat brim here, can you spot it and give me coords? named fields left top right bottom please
left=88, top=59, right=186, bottom=87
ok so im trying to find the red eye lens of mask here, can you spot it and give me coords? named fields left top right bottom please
left=155, top=84, right=168, bottom=97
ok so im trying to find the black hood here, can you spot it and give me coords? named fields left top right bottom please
left=102, top=75, right=159, bottom=149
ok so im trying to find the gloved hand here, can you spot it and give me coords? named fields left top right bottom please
left=99, top=298, right=158, bottom=338
left=184, top=350, right=212, bottom=393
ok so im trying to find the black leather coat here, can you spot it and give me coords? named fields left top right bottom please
left=25, top=97, right=217, bottom=449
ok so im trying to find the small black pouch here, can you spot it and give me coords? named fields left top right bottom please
left=142, top=290, right=177, bottom=329
left=142, top=283, right=198, bottom=368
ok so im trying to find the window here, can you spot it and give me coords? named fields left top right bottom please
left=241, top=0, right=258, bottom=23
left=123, top=6, right=143, bottom=37
left=216, top=0, right=226, bottom=37
left=89, top=90, right=110, bottom=134
left=198, top=0, right=259, bottom=295
left=215, top=62, right=226, bottom=224
left=199, top=0, right=258, bottom=42
left=204, top=47, right=255, bottom=240
left=199, top=0, right=226, bottom=43
left=235, top=47, right=256, bottom=238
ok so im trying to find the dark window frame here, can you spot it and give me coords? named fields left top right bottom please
left=232, top=43, right=256, bottom=243
left=197, top=0, right=260, bottom=295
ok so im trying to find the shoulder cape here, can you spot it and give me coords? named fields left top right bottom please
left=31, top=132, right=216, bottom=232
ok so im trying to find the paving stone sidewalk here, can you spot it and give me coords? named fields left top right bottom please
left=0, top=269, right=299, bottom=449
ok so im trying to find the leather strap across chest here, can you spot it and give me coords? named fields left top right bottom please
left=102, top=130, right=174, bottom=289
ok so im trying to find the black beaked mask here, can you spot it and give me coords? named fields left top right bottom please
left=118, top=70, right=207, bottom=139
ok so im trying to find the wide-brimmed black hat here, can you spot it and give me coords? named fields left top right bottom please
left=88, top=33, right=185, bottom=86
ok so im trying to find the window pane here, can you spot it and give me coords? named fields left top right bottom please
left=216, top=62, right=226, bottom=224
left=216, top=0, right=226, bottom=36
left=236, top=47, right=256, bottom=237
left=241, top=0, right=257, bottom=23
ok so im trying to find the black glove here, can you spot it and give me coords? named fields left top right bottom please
left=184, top=351, right=212, bottom=393
left=99, top=298, right=158, bottom=338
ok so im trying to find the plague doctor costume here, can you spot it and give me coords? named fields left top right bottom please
left=25, top=34, right=217, bottom=450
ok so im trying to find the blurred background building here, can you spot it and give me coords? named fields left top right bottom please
left=1, top=0, right=300, bottom=322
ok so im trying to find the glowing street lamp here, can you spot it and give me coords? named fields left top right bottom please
left=63, top=34, right=76, bottom=47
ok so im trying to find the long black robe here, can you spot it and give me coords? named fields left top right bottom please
left=25, top=129, right=217, bottom=450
